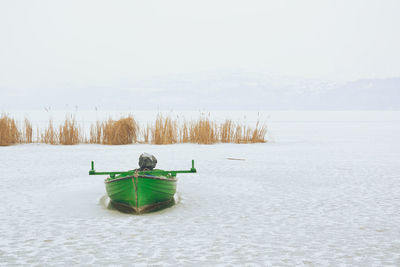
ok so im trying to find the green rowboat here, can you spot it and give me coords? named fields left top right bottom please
left=89, top=160, right=196, bottom=213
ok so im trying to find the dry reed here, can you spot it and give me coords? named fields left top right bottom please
left=232, top=120, right=267, bottom=143
left=96, top=116, right=139, bottom=145
left=89, top=121, right=102, bottom=144
left=0, top=114, right=20, bottom=146
left=113, top=116, right=139, bottom=144
left=1, top=112, right=267, bottom=145
left=59, top=116, right=82, bottom=145
left=189, top=117, right=219, bottom=144
left=179, top=121, right=190, bottom=143
left=40, top=119, right=58, bottom=144
left=155, top=116, right=266, bottom=144
left=220, top=119, right=235, bottom=143
left=22, top=118, right=33, bottom=143
left=151, top=115, right=178, bottom=144
left=249, top=120, right=267, bottom=143
left=141, top=123, right=151, bottom=144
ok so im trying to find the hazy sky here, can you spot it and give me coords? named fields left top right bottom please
left=1, top=0, right=399, bottom=91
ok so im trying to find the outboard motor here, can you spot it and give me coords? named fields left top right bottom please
left=139, top=153, right=157, bottom=170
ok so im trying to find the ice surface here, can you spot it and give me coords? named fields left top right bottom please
left=0, top=111, right=400, bottom=266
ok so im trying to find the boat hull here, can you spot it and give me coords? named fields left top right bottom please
left=105, top=175, right=176, bottom=214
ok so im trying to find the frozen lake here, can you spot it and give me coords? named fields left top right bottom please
left=1, top=111, right=400, bottom=266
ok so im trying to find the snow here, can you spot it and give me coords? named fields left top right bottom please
left=1, top=111, right=400, bottom=265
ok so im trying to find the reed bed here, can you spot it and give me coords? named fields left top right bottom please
left=180, top=117, right=267, bottom=144
left=231, top=120, right=267, bottom=143
left=220, top=119, right=235, bottom=143
left=91, top=116, right=139, bottom=145
left=40, top=119, right=58, bottom=144
left=0, top=114, right=20, bottom=146
left=22, top=118, right=33, bottom=143
left=110, top=116, right=139, bottom=145
left=188, top=117, right=219, bottom=144
left=180, top=121, right=190, bottom=143
left=151, top=115, right=178, bottom=144
left=249, top=120, right=268, bottom=143
left=0, top=113, right=267, bottom=145
left=59, top=116, right=82, bottom=145
left=89, top=121, right=102, bottom=144
left=141, top=123, right=151, bottom=144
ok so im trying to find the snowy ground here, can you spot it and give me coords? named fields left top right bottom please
left=0, top=111, right=400, bottom=266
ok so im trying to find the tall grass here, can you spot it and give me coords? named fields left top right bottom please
left=94, top=116, right=139, bottom=145
left=112, top=116, right=139, bottom=145
left=89, top=121, right=102, bottom=144
left=188, top=117, right=219, bottom=144
left=0, top=113, right=267, bottom=145
left=59, top=116, right=82, bottom=145
left=141, top=123, right=151, bottom=144
left=220, top=119, right=235, bottom=143
left=22, top=118, right=33, bottom=143
left=249, top=120, right=267, bottom=143
left=40, top=119, right=58, bottom=144
left=151, top=115, right=178, bottom=144
left=231, top=120, right=267, bottom=143
left=0, top=114, right=20, bottom=146
left=179, top=121, right=190, bottom=143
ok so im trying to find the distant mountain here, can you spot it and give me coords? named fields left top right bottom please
left=1, top=72, right=399, bottom=110
left=125, top=72, right=400, bottom=110
left=320, top=78, right=400, bottom=110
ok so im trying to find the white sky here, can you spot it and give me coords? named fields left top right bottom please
left=0, top=0, right=399, bottom=91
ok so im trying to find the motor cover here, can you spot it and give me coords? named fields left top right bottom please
left=139, top=153, right=157, bottom=170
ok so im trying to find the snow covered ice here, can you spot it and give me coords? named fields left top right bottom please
left=0, top=111, right=400, bottom=266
